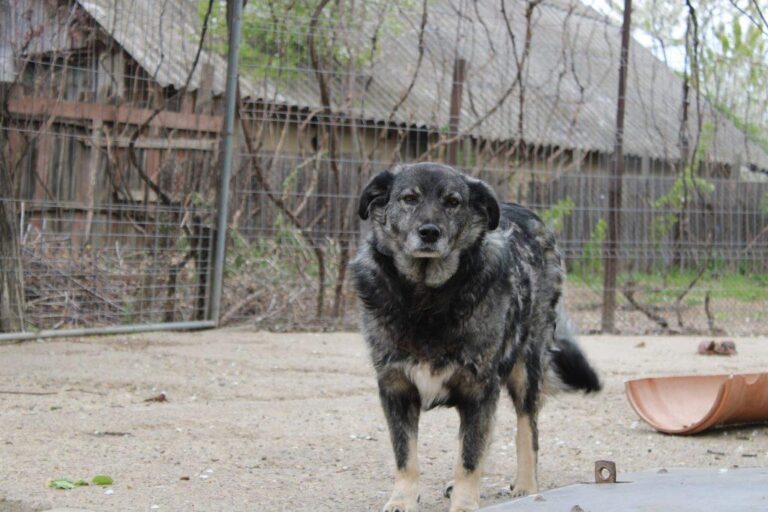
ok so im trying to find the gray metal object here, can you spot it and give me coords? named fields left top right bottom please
left=0, top=320, right=215, bottom=343
left=209, top=0, right=244, bottom=325
left=594, top=460, right=617, bottom=483
left=481, top=468, right=768, bottom=511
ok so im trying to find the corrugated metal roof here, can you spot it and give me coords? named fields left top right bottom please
left=249, top=0, right=768, bottom=168
left=77, top=0, right=240, bottom=96
left=4, top=0, right=766, bottom=168
left=0, top=0, right=18, bottom=82
left=0, top=0, right=254, bottom=95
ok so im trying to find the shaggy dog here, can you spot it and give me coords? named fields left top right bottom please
left=352, top=163, right=601, bottom=512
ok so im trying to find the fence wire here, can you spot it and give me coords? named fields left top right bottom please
left=2, top=0, right=767, bottom=338
left=1, top=0, right=221, bottom=336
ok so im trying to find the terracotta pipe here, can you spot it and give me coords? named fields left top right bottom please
left=625, top=373, right=768, bottom=434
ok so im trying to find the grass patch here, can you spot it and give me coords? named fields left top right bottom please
left=569, top=269, right=768, bottom=305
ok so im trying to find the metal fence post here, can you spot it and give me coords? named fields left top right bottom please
left=210, top=0, right=244, bottom=325
left=601, top=0, right=632, bottom=334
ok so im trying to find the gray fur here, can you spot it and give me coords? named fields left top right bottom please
left=352, top=163, right=601, bottom=510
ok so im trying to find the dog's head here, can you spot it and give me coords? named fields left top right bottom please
left=358, top=163, right=500, bottom=259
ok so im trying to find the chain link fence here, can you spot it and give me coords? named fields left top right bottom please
left=2, top=0, right=767, bottom=339
left=1, top=0, right=223, bottom=338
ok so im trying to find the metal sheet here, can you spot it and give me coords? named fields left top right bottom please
left=481, top=468, right=768, bottom=511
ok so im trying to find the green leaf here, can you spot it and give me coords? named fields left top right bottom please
left=48, top=479, right=76, bottom=490
left=74, top=479, right=89, bottom=487
left=92, top=475, right=114, bottom=485
left=718, top=32, right=729, bottom=54
left=732, top=17, right=742, bottom=49
left=747, top=25, right=761, bottom=47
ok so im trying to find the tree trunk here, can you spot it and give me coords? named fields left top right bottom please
left=331, top=239, right=350, bottom=318
left=601, top=0, right=632, bottom=334
left=0, top=158, right=25, bottom=332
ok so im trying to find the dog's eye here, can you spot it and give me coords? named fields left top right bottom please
left=401, top=194, right=419, bottom=205
left=444, top=196, right=461, bottom=208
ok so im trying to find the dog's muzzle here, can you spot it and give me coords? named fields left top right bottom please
left=409, top=223, right=444, bottom=257
left=417, top=224, right=441, bottom=243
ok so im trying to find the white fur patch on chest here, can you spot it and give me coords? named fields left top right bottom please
left=404, top=362, right=455, bottom=410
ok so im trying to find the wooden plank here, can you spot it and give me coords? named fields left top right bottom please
left=71, top=123, right=97, bottom=251
left=33, top=133, right=53, bottom=202
left=8, top=97, right=223, bottom=132
left=82, top=119, right=103, bottom=246
left=181, top=92, right=196, bottom=114
left=90, top=137, right=216, bottom=151
left=195, top=63, right=215, bottom=114
left=146, top=137, right=162, bottom=182
left=7, top=130, right=23, bottom=176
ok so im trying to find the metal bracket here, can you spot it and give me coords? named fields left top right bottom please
left=595, top=460, right=617, bottom=483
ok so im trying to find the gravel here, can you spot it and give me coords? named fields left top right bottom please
left=1, top=330, right=767, bottom=511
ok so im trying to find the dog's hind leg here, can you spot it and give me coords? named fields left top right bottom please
left=449, top=386, right=499, bottom=512
left=507, top=360, right=541, bottom=497
left=379, top=380, right=421, bottom=512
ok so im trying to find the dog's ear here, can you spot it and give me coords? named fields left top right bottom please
left=359, top=170, right=394, bottom=220
left=467, top=178, right=501, bottom=230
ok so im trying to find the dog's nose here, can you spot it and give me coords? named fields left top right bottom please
left=418, top=224, right=441, bottom=243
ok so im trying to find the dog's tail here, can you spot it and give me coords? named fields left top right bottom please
left=547, top=304, right=602, bottom=393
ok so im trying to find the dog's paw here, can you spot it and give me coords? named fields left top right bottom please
left=382, top=497, right=419, bottom=512
left=449, top=484, right=479, bottom=511
left=509, top=479, right=538, bottom=498
left=383, top=490, right=419, bottom=512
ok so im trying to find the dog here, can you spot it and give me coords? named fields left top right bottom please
left=351, top=163, right=601, bottom=512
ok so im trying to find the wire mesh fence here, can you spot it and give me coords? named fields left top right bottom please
left=1, top=0, right=222, bottom=336
left=222, top=0, right=768, bottom=335
left=2, top=0, right=768, bottom=338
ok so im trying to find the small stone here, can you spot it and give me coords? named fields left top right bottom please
left=533, top=494, right=546, bottom=502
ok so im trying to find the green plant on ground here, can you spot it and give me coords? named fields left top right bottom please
left=569, top=268, right=768, bottom=305
left=652, top=125, right=716, bottom=241
left=541, top=197, right=575, bottom=235
left=576, top=217, right=606, bottom=275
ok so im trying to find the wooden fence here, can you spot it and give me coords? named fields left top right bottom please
left=236, top=152, right=768, bottom=274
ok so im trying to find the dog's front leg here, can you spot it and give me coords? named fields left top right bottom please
left=379, top=380, right=421, bottom=512
left=450, top=387, right=499, bottom=512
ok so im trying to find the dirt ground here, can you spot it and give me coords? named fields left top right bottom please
left=1, top=330, right=767, bottom=512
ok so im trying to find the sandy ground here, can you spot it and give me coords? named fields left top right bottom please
left=1, top=330, right=767, bottom=512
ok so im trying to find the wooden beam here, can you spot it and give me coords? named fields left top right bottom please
left=90, top=137, right=216, bottom=151
left=33, top=133, right=53, bottom=202
left=82, top=119, right=103, bottom=248
left=8, top=97, right=223, bottom=133
left=195, top=62, right=215, bottom=114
